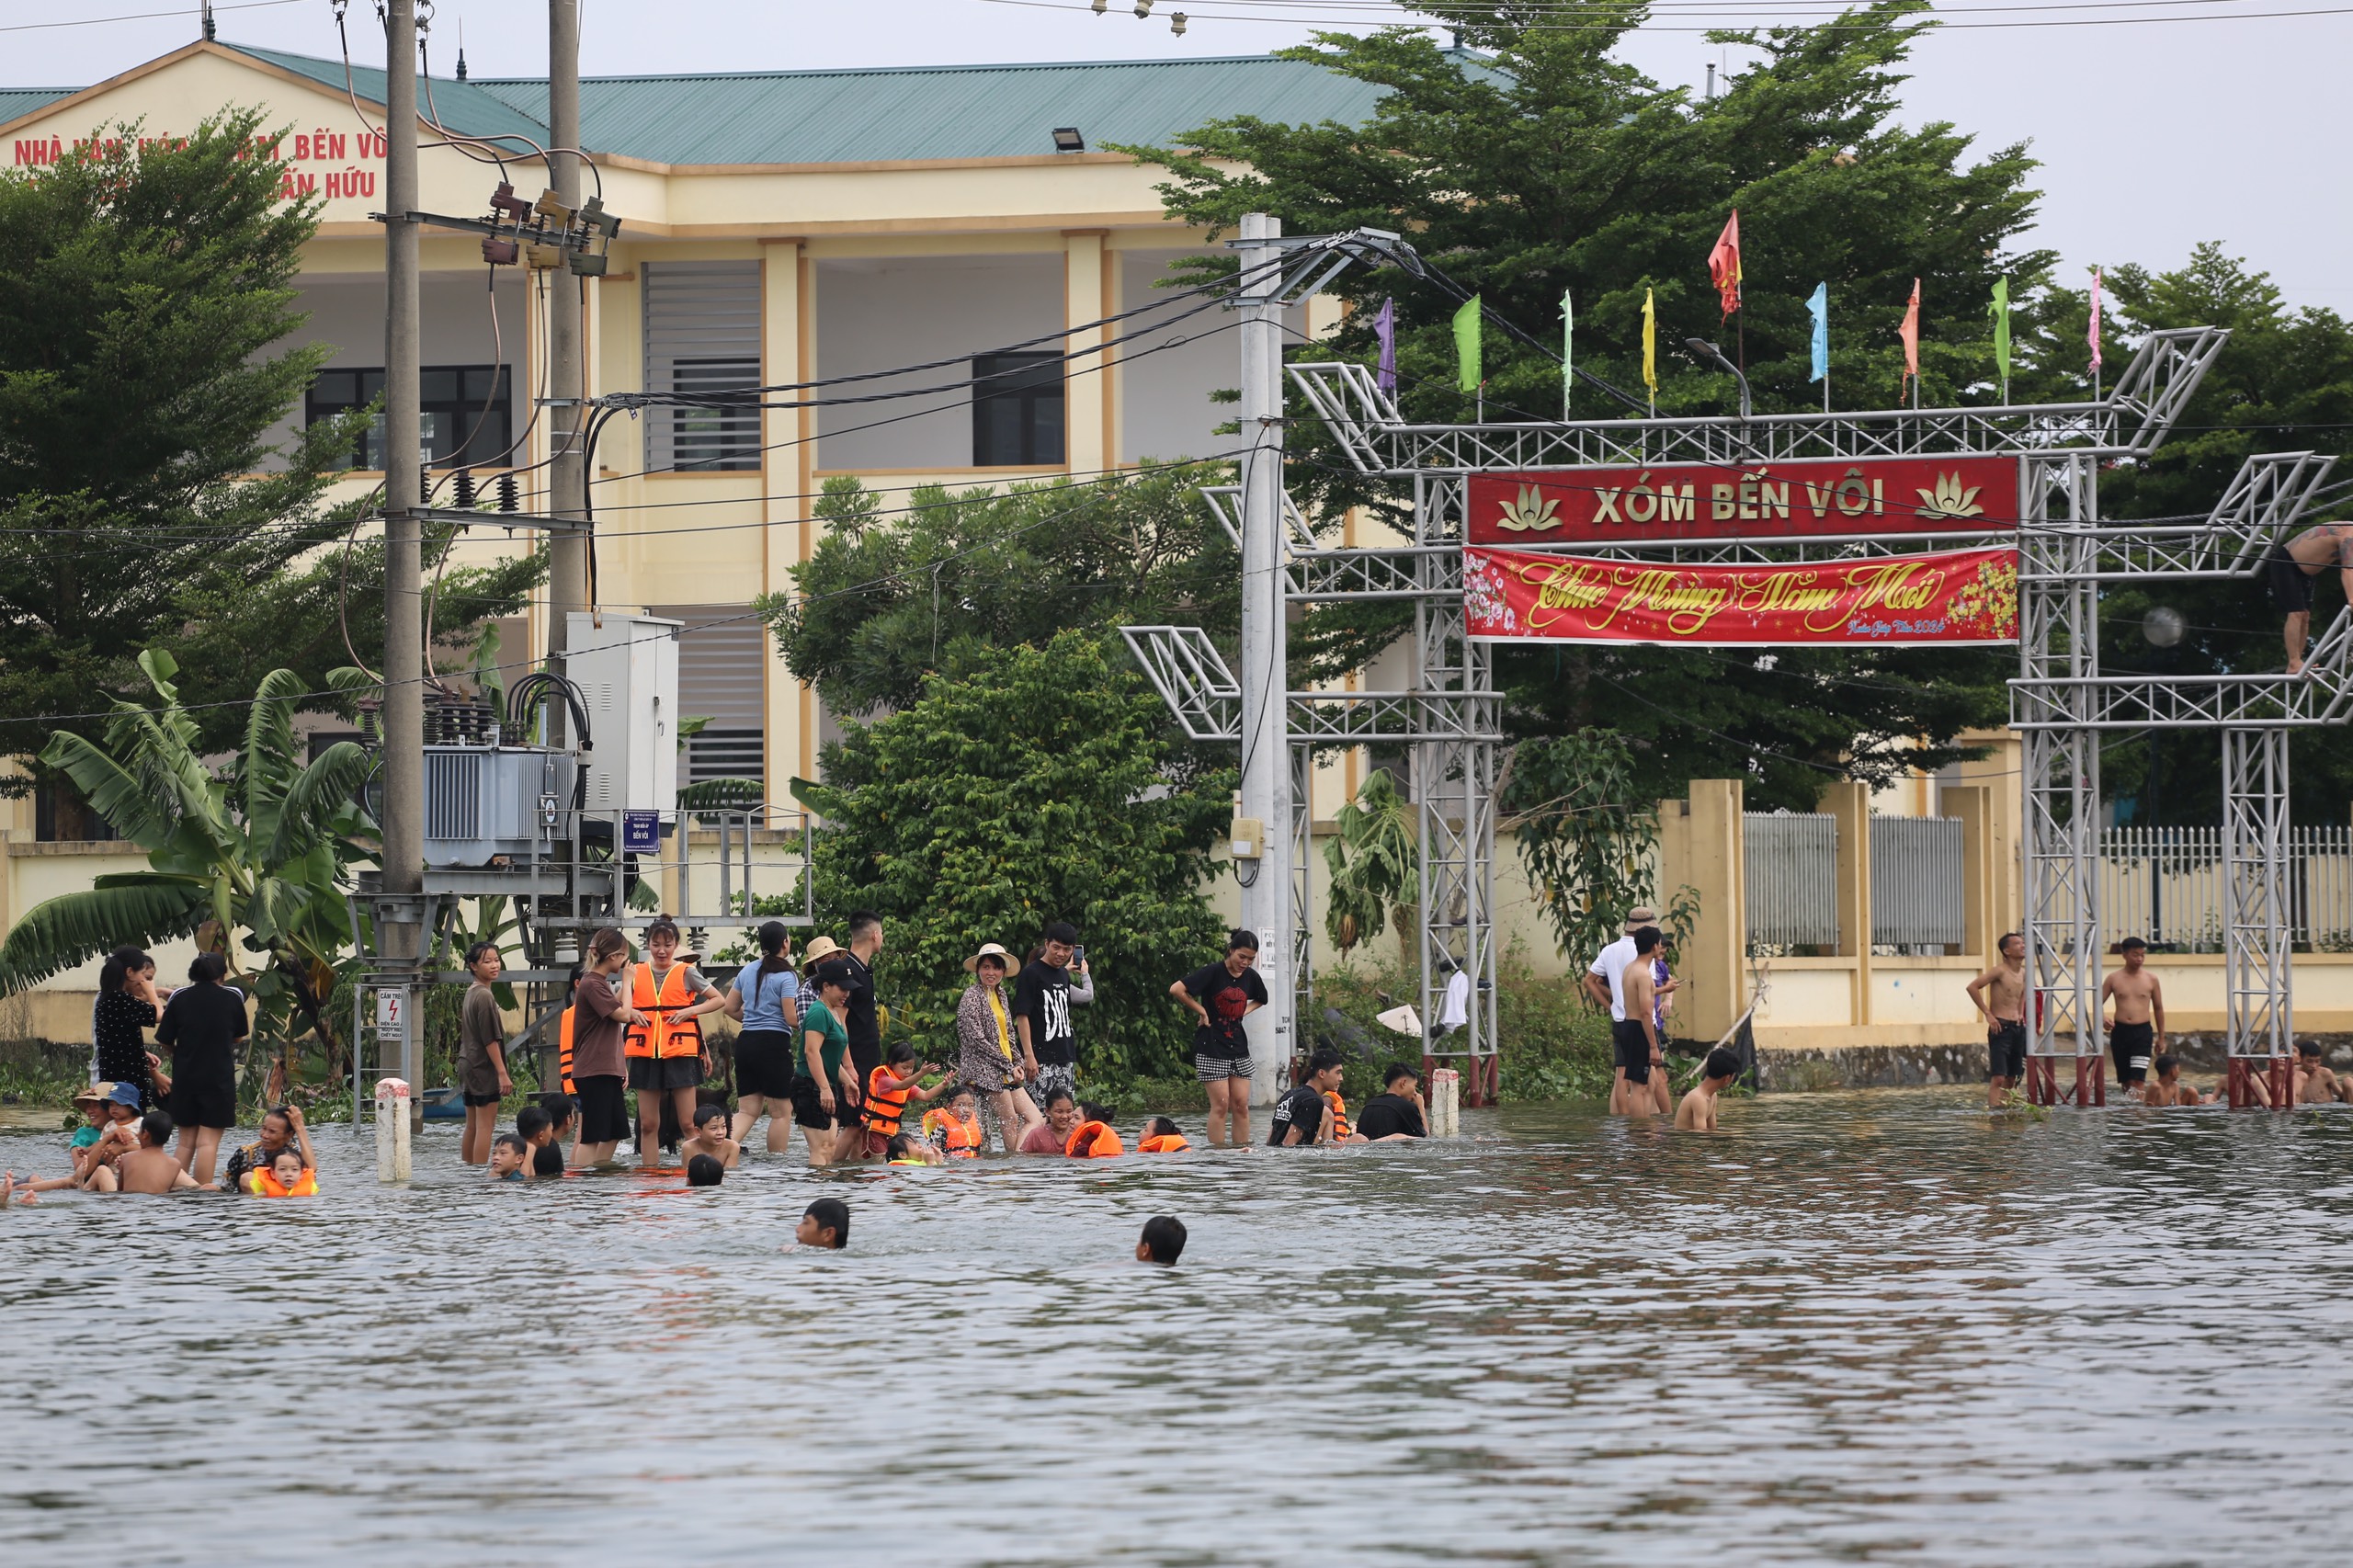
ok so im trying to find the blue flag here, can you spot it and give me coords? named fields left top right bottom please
left=1806, top=283, right=1829, bottom=383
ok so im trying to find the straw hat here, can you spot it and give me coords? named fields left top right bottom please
left=1621, top=906, right=1660, bottom=934
left=74, top=1082, right=114, bottom=1107
left=801, top=936, right=843, bottom=965
left=963, top=942, right=1015, bottom=973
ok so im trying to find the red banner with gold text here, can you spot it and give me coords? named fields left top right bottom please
left=1466, top=456, right=2021, bottom=545
left=1464, top=545, right=2020, bottom=646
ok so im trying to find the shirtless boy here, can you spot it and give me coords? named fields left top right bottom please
left=109, top=1111, right=200, bottom=1194
left=2145, top=1055, right=2210, bottom=1107
left=1676, top=1047, right=1743, bottom=1130
left=2102, top=937, right=2165, bottom=1101
left=1614, top=928, right=1668, bottom=1116
left=1967, top=931, right=2029, bottom=1108
left=2293, top=1040, right=2349, bottom=1104
left=2267, top=520, right=2353, bottom=674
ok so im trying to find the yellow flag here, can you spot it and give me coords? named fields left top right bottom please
left=1642, top=288, right=1657, bottom=407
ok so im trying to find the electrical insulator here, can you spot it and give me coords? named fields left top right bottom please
left=1134, top=0, right=1152, bottom=15
left=1171, top=10, right=1186, bottom=32
left=1091, top=0, right=1107, bottom=10
left=496, top=472, right=519, bottom=513
left=453, top=469, right=477, bottom=508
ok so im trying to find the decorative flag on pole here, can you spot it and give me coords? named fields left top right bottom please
left=1898, top=278, right=1921, bottom=400
left=1561, top=289, right=1573, bottom=416
left=1708, top=210, right=1743, bottom=318
left=1642, top=287, right=1657, bottom=413
left=1991, top=276, right=2011, bottom=403
left=1453, top=295, right=1482, bottom=394
left=1805, top=283, right=1829, bottom=383
left=2087, top=266, right=2103, bottom=373
left=1374, top=297, right=1396, bottom=394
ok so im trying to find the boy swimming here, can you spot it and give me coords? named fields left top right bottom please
left=1136, top=1215, right=1188, bottom=1266
left=1675, top=1047, right=1743, bottom=1131
left=794, top=1197, right=848, bottom=1250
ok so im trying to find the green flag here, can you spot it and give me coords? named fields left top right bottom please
left=1991, top=276, right=2012, bottom=386
left=1454, top=294, right=1482, bottom=393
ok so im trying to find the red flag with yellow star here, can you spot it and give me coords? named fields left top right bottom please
left=1707, top=210, right=1742, bottom=318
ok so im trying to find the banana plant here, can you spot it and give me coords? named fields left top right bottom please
left=1324, top=769, right=1417, bottom=957
left=0, top=651, right=374, bottom=1071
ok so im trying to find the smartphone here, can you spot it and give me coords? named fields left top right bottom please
left=1071, top=945, right=1086, bottom=968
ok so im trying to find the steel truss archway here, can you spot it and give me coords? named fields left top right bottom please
left=1125, top=223, right=2335, bottom=1104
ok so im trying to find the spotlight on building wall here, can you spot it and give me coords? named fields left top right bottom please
left=1051, top=127, right=1086, bottom=153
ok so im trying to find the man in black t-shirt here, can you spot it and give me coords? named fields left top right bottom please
left=1354, top=1062, right=1429, bottom=1142
left=1015, top=920, right=1083, bottom=1111
left=838, top=911, right=884, bottom=1087
left=1269, top=1049, right=1343, bottom=1146
left=1173, top=929, right=1269, bottom=1146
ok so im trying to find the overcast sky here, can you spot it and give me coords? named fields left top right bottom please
left=13, top=1, right=2350, bottom=310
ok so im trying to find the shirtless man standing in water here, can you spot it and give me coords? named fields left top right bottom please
left=2102, top=937, right=2165, bottom=1102
left=2267, top=521, right=2353, bottom=675
left=1966, top=931, right=2029, bottom=1108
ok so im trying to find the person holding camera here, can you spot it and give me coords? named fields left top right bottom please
left=1015, top=920, right=1091, bottom=1112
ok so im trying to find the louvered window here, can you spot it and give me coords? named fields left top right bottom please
left=658, top=608, right=767, bottom=789
left=643, top=261, right=763, bottom=472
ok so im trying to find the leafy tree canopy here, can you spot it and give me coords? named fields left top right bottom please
left=761, top=464, right=1238, bottom=717
left=791, top=631, right=1230, bottom=1088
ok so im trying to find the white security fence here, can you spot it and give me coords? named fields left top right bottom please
left=1870, top=816, right=1965, bottom=948
left=1746, top=812, right=1839, bottom=949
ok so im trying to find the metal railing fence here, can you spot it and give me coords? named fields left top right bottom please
left=1871, top=816, right=1966, bottom=948
left=2100, top=824, right=2353, bottom=951
left=1746, top=812, right=1839, bottom=949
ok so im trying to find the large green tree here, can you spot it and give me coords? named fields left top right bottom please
left=1131, top=3, right=2047, bottom=805
left=763, top=463, right=1237, bottom=717
left=792, top=631, right=1230, bottom=1089
left=0, top=109, right=540, bottom=794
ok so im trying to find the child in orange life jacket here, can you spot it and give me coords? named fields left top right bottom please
left=1136, top=1116, right=1190, bottom=1153
left=847, top=1041, right=949, bottom=1163
left=1064, top=1102, right=1125, bottom=1158
left=885, top=1131, right=943, bottom=1166
left=244, top=1147, right=318, bottom=1197
left=922, top=1085, right=984, bottom=1159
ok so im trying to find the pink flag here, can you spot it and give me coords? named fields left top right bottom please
left=2087, top=266, right=2103, bottom=373
left=1898, top=278, right=1920, bottom=389
left=1708, top=210, right=1743, bottom=319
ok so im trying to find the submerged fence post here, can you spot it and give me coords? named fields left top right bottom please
left=375, top=1078, right=411, bottom=1181
left=1430, top=1067, right=1459, bottom=1137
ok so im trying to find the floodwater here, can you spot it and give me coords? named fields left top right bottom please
left=2, top=1089, right=2348, bottom=1565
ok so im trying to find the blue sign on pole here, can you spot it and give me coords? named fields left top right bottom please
left=621, top=810, right=661, bottom=855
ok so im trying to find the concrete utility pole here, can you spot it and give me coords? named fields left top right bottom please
left=382, top=0, right=426, bottom=1118
left=1234, top=212, right=1291, bottom=1100
left=545, top=0, right=587, bottom=740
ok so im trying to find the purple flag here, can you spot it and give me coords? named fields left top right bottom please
left=1374, top=297, right=1396, bottom=393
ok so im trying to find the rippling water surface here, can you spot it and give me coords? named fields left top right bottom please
left=3, top=1088, right=2349, bottom=1564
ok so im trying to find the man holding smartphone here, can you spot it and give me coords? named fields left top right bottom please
left=1016, top=920, right=1091, bottom=1110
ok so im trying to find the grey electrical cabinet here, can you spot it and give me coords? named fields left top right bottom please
left=423, top=744, right=578, bottom=869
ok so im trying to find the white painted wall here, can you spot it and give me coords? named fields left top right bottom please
left=1117, top=247, right=1234, bottom=466
left=813, top=254, right=1063, bottom=473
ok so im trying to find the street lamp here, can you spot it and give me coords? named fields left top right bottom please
left=1684, top=336, right=1751, bottom=421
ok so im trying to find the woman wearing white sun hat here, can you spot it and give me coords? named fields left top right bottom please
left=956, top=942, right=1043, bottom=1152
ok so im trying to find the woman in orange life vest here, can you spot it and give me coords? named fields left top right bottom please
left=921, top=1083, right=986, bottom=1159
left=846, top=1040, right=951, bottom=1163
left=622, top=916, right=730, bottom=1165
left=1136, top=1115, right=1190, bottom=1153
left=1063, top=1102, right=1126, bottom=1158
left=244, top=1148, right=318, bottom=1196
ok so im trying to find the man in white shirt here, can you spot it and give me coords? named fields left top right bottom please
left=1585, top=906, right=1676, bottom=1112
left=1582, top=905, right=1657, bottom=1023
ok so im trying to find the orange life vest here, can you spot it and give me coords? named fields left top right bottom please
left=922, top=1107, right=983, bottom=1157
left=1064, top=1119, right=1125, bottom=1158
left=557, top=1006, right=576, bottom=1094
left=862, top=1063, right=912, bottom=1135
left=247, top=1167, right=317, bottom=1197
left=624, top=962, right=705, bottom=1061
left=1323, top=1089, right=1352, bottom=1142
left=1137, top=1132, right=1190, bottom=1153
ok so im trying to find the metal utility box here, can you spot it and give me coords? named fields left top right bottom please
left=423, top=744, right=577, bottom=868
left=566, top=610, right=680, bottom=815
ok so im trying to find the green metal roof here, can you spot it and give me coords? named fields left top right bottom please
left=468, top=54, right=1391, bottom=165
left=228, top=43, right=567, bottom=148
left=0, top=89, right=75, bottom=128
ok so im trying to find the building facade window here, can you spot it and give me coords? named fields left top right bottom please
left=656, top=608, right=767, bottom=792
left=643, top=261, right=764, bottom=472
left=972, top=352, right=1064, bottom=466
left=305, top=365, right=512, bottom=470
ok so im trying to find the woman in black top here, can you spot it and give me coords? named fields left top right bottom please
left=94, top=945, right=167, bottom=1110
left=156, top=951, right=250, bottom=1183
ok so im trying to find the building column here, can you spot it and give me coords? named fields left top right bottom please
left=1823, top=779, right=1873, bottom=1026
left=1944, top=783, right=1995, bottom=960
left=1063, top=231, right=1108, bottom=476
left=1671, top=779, right=1747, bottom=1042
left=760, top=239, right=807, bottom=805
